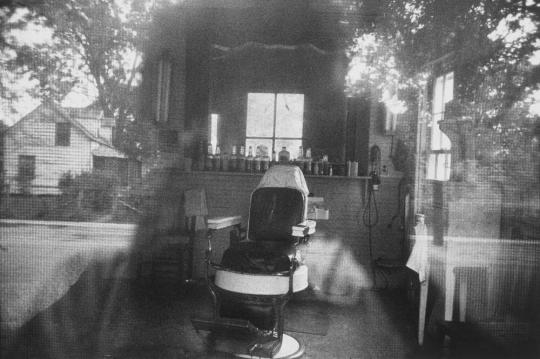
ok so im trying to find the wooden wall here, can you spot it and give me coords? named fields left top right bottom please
left=140, top=3, right=352, bottom=164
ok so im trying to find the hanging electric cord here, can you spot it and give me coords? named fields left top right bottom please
left=387, top=177, right=412, bottom=261
left=363, top=186, right=379, bottom=256
left=362, top=145, right=381, bottom=288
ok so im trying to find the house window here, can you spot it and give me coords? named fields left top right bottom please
left=17, top=155, right=36, bottom=191
left=427, top=72, right=453, bottom=181
left=93, top=155, right=106, bottom=171
left=55, top=122, right=71, bottom=146
left=246, top=93, right=304, bottom=156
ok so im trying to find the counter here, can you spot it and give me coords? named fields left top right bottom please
left=143, top=169, right=404, bottom=292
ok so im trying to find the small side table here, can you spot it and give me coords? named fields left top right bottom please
left=203, top=216, right=243, bottom=276
left=207, top=215, right=242, bottom=232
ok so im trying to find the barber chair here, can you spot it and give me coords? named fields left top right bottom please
left=192, top=165, right=315, bottom=358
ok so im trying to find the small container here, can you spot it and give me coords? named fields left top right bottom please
left=254, top=156, right=261, bottom=172
left=205, top=143, right=213, bottom=171
left=304, top=158, right=312, bottom=174
left=221, top=153, right=229, bottom=172
left=262, top=156, right=270, bottom=172
left=246, top=146, right=254, bottom=172
left=237, top=145, right=246, bottom=171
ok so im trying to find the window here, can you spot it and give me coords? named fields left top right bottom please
left=209, top=113, right=219, bottom=154
left=55, top=122, right=71, bottom=146
left=246, top=93, right=304, bottom=156
left=118, top=159, right=129, bottom=187
left=427, top=72, right=453, bottom=181
left=156, top=54, right=171, bottom=122
left=18, top=155, right=35, bottom=181
left=93, top=156, right=106, bottom=171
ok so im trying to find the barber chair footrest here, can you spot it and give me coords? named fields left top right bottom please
left=192, top=317, right=261, bottom=337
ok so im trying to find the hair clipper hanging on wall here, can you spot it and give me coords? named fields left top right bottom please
left=369, top=145, right=381, bottom=191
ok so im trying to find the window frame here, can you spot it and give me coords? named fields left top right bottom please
left=55, top=122, right=71, bottom=146
left=245, top=92, right=304, bottom=154
left=426, top=71, right=453, bottom=181
left=156, top=53, right=172, bottom=123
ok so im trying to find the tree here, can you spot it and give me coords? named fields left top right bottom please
left=346, top=0, right=540, bottom=180
left=0, top=0, right=164, bottom=159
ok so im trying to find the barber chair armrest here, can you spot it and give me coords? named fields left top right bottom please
left=207, top=216, right=242, bottom=230
left=292, top=220, right=316, bottom=238
left=205, top=216, right=244, bottom=279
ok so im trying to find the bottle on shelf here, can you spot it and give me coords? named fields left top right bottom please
left=312, top=160, right=319, bottom=175
left=262, top=154, right=270, bottom=172
left=222, top=152, right=230, bottom=171
left=304, top=147, right=312, bottom=174
left=230, top=145, right=237, bottom=172
left=322, top=154, right=329, bottom=175
left=205, top=143, right=213, bottom=171
left=296, top=145, right=304, bottom=169
left=213, top=145, right=221, bottom=171
left=278, top=146, right=290, bottom=164
left=237, top=145, right=246, bottom=171
left=271, top=150, right=277, bottom=166
left=246, top=146, right=254, bottom=172
left=196, top=139, right=205, bottom=171
left=254, top=146, right=261, bottom=172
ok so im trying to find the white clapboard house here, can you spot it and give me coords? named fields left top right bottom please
left=3, top=101, right=140, bottom=195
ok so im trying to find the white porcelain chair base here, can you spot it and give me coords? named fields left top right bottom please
left=234, top=333, right=305, bottom=359
left=215, top=265, right=308, bottom=295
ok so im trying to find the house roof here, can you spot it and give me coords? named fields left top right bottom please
left=53, top=104, right=109, bottom=146
left=5, top=101, right=126, bottom=159
left=92, top=144, right=127, bottom=159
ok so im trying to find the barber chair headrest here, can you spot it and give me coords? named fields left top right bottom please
left=256, top=165, right=309, bottom=196
left=248, top=165, right=309, bottom=243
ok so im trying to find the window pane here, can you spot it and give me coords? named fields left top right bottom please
left=18, top=155, right=36, bottom=178
left=436, top=153, right=447, bottom=180
left=246, top=93, right=275, bottom=137
left=427, top=154, right=436, bottom=179
left=432, top=76, right=445, bottom=114
left=431, top=113, right=443, bottom=150
left=245, top=138, right=273, bottom=157
left=275, top=93, right=303, bottom=138
left=442, top=153, right=451, bottom=180
left=55, top=122, right=71, bottom=146
left=427, top=153, right=451, bottom=181
left=440, top=130, right=451, bottom=150
left=444, top=72, right=454, bottom=104
left=209, top=113, right=219, bottom=152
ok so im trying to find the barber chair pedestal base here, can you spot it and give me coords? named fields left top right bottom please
left=235, top=334, right=305, bottom=359
left=213, top=333, right=304, bottom=359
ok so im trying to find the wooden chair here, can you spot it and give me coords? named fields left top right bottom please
left=138, top=188, right=209, bottom=283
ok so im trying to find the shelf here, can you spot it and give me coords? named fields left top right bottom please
left=183, top=170, right=370, bottom=180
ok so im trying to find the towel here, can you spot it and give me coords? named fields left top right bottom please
left=406, top=223, right=429, bottom=282
left=184, top=189, right=208, bottom=231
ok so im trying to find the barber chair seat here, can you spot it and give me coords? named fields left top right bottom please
left=192, top=165, right=315, bottom=358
